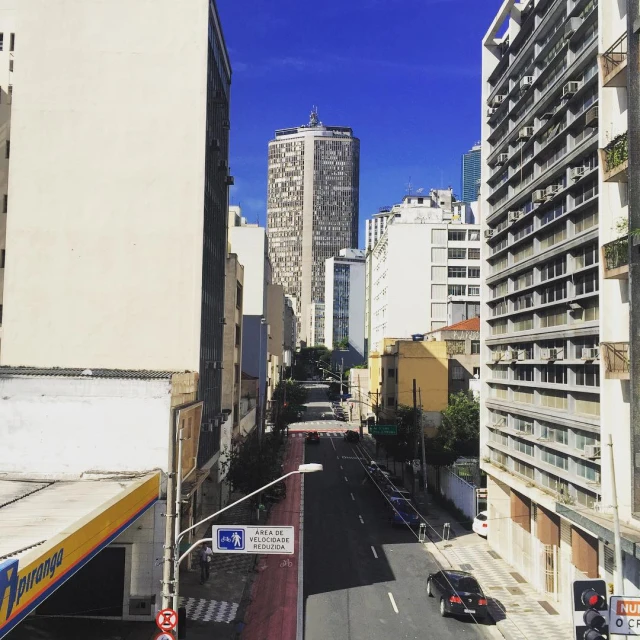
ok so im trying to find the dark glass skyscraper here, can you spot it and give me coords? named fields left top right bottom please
left=461, top=143, right=481, bottom=202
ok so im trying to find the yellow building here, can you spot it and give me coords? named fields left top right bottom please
left=369, top=338, right=448, bottom=434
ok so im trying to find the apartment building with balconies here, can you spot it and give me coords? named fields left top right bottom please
left=480, top=0, right=640, bottom=620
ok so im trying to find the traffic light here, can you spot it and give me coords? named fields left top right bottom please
left=572, top=579, right=608, bottom=640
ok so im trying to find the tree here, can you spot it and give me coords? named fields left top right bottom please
left=334, top=337, right=349, bottom=351
left=437, top=392, right=480, bottom=457
left=223, top=433, right=282, bottom=496
left=292, top=346, right=332, bottom=380
left=271, top=380, right=308, bottom=430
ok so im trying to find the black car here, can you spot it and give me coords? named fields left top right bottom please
left=427, top=570, right=488, bottom=620
left=343, top=430, right=359, bottom=443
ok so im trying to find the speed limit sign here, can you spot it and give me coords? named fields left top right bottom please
left=155, top=608, right=178, bottom=631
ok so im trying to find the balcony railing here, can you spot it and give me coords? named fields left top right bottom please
left=600, top=132, right=628, bottom=182
left=601, top=342, right=630, bottom=380
left=602, top=236, right=629, bottom=279
left=600, top=32, right=627, bottom=87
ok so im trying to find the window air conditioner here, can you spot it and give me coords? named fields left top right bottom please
left=581, top=347, right=599, bottom=360
left=496, top=153, right=509, bottom=166
left=545, top=184, right=560, bottom=199
left=583, top=444, right=601, bottom=459
left=564, top=17, right=583, bottom=40
left=520, top=76, right=534, bottom=90
left=563, top=81, right=580, bottom=97
left=492, top=94, right=506, bottom=107
left=570, top=166, right=586, bottom=181
left=533, top=189, right=547, bottom=203
left=518, top=126, right=535, bottom=140
left=508, top=210, right=524, bottom=223
left=484, top=229, right=495, bottom=238
left=505, top=350, right=519, bottom=361
left=549, top=348, right=561, bottom=360
left=585, top=106, right=598, bottom=127
left=492, top=351, right=503, bottom=362
left=540, top=349, right=552, bottom=360
left=487, top=107, right=497, bottom=117
left=517, top=350, right=527, bottom=361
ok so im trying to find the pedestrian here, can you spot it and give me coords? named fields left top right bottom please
left=199, top=542, right=212, bottom=584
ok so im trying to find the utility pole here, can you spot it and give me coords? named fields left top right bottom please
left=609, top=433, right=624, bottom=596
left=161, top=412, right=178, bottom=609
left=419, top=388, right=427, bottom=494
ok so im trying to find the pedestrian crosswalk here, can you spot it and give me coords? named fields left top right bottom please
left=291, top=430, right=345, bottom=438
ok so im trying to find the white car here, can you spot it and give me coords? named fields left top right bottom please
left=472, top=511, right=488, bottom=537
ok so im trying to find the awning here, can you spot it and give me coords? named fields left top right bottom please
left=0, top=472, right=160, bottom=638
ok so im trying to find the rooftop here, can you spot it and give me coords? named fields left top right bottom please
left=428, top=317, right=481, bottom=333
left=0, top=367, right=180, bottom=380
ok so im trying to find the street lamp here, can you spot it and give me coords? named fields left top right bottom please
left=164, top=462, right=323, bottom=634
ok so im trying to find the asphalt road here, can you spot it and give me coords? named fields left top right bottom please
left=300, top=384, right=492, bottom=640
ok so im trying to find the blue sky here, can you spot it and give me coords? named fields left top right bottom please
left=218, top=0, right=502, bottom=247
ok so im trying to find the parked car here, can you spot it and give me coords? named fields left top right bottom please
left=389, top=497, right=420, bottom=527
left=472, top=511, right=489, bottom=537
left=385, top=487, right=412, bottom=501
left=343, top=430, right=359, bottom=443
left=305, top=431, right=321, bottom=444
left=426, top=570, right=488, bottom=620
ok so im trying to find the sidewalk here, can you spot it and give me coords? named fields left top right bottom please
left=241, top=436, right=303, bottom=640
left=359, top=436, right=573, bottom=640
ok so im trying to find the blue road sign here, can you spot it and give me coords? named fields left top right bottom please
left=217, top=528, right=245, bottom=551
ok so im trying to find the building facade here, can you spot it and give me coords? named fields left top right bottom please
left=324, top=248, right=366, bottom=359
left=308, top=302, right=325, bottom=348
left=366, top=208, right=393, bottom=250
left=267, top=109, right=360, bottom=344
left=462, top=143, right=482, bottom=203
left=481, top=0, right=639, bottom=618
left=367, top=193, right=481, bottom=354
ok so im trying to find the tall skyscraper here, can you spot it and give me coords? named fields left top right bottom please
left=461, top=143, right=481, bottom=202
left=267, top=109, right=360, bottom=344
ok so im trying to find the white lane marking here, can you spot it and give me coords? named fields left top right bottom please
left=344, top=476, right=348, bottom=482
left=388, top=592, right=399, bottom=614
left=371, top=546, right=378, bottom=559
left=358, top=515, right=364, bottom=524
left=340, top=465, right=343, bottom=470
left=330, top=437, right=336, bottom=451
left=350, top=493, right=355, bottom=501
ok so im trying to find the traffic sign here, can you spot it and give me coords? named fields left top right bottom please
left=156, top=608, right=178, bottom=631
left=212, top=526, right=295, bottom=554
left=369, top=424, right=397, bottom=436
left=610, top=596, right=640, bottom=635
left=154, top=633, right=175, bottom=640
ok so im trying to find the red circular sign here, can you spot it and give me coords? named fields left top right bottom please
left=155, top=608, right=178, bottom=631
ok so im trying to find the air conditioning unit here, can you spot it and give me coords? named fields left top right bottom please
left=517, top=350, right=527, bottom=361
left=520, top=76, right=534, bottom=90
left=563, top=81, right=580, bottom=98
left=496, top=153, right=509, bottom=166
left=583, top=444, right=601, bottom=459
left=491, top=94, right=506, bottom=107
left=492, top=351, right=503, bottom=362
left=585, top=106, right=598, bottom=127
left=549, top=348, right=562, bottom=360
left=545, top=184, right=560, bottom=199
left=540, top=348, right=552, bottom=360
left=505, top=350, right=519, bottom=361
left=533, top=189, right=547, bottom=203
left=508, top=210, right=524, bottom=223
left=487, top=107, right=498, bottom=117
left=484, top=229, right=495, bottom=238
left=581, top=347, right=599, bottom=360
left=564, top=17, right=583, bottom=40
left=518, top=126, right=535, bottom=140
left=570, top=166, right=586, bottom=181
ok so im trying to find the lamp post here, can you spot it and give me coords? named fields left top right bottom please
left=167, top=463, right=323, bottom=636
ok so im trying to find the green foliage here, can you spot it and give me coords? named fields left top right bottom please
left=272, top=380, right=308, bottom=430
left=437, top=392, right=480, bottom=457
left=292, top=346, right=332, bottom=380
left=334, top=337, right=349, bottom=350
left=222, top=433, right=284, bottom=496
left=372, top=404, right=420, bottom=461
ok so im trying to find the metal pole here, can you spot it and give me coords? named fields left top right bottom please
left=609, top=433, right=624, bottom=595
left=172, top=428, right=184, bottom=618
left=161, top=412, right=178, bottom=609
left=419, top=388, right=427, bottom=494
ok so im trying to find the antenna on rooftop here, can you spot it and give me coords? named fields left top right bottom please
left=406, top=177, right=413, bottom=195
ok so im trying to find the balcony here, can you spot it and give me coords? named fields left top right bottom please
left=600, top=132, right=628, bottom=182
left=601, top=342, right=630, bottom=380
left=600, top=33, right=627, bottom=88
left=602, top=237, right=629, bottom=279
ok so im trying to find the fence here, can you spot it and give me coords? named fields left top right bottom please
left=427, top=464, right=478, bottom=520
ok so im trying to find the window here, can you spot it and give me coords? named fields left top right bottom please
left=574, top=244, right=598, bottom=270
left=471, top=341, right=480, bottom=355
left=514, top=460, right=535, bottom=479
left=448, top=230, right=466, bottom=242
left=514, top=270, right=533, bottom=291
left=540, top=364, right=567, bottom=384
left=448, top=266, right=466, bottom=278
left=539, top=226, right=567, bottom=250
left=8, top=59, right=12, bottom=73
left=541, top=448, right=568, bottom=470
left=473, top=367, right=480, bottom=377
left=468, top=230, right=480, bottom=241
left=493, top=300, right=507, bottom=316
left=575, top=431, right=598, bottom=451
left=0, top=249, right=4, bottom=268
left=236, top=283, right=243, bottom=308
left=576, top=365, right=599, bottom=387
left=540, top=423, right=568, bottom=445
left=387, top=397, right=396, bottom=407
left=448, top=248, right=467, bottom=259
left=513, top=439, right=534, bottom=457
left=491, top=319, right=508, bottom=335
left=514, top=365, right=534, bottom=381
left=491, top=365, right=508, bottom=380
left=469, top=286, right=480, bottom=296
left=513, top=292, right=534, bottom=311
left=540, top=390, right=567, bottom=410
left=447, top=340, right=465, bottom=355
left=491, top=430, right=509, bottom=447
left=541, top=472, right=569, bottom=494
left=2, top=194, right=6, bottom=213
left=513, top=243, right=533, bottom=264
left=0, top=34, right=3, bottom=52
left=492, top=385, right=508, bottom=400
left=575, top=393, right=600, bottom=416
left=5, top=140, right=9, bottom=159
left=540, top=282, right=566, bottom=304
left=513, top=417, right=533, bottom=434
left=513, top=387, right=534, bottom=404
left=388, top=368, right=395, bottom=378
left=493, top=280, right=508, bottom=297
left=235, top=324, right=241, bottom=346
left=513, top=314, right=533, bottom=332
left=575, top=272, right=598, bottom=296
left=540, top=309, right=566, bottom=328
left=9, top=33, right=14, bottom=52
left=575, top=210, right=598, bottom=233
left=448, top=284, right=466, bottom=296
left=451, top=365, right=465, bottom=380
left=468, top=248, right=481, bottom=260
left=540, top=257, right=566, bottom=281
left=577, top=461, right=600, bottom=483
left=468, top=267, right=480, bottom=278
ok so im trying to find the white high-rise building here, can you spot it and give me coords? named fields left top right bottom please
left=366, top=209, right=393, bottom=250
left=324, top=249, right=366, bottom=358
left=480, top=0, right=639, bottom=619
left=365, top=193, right=481, bottom=355
left=267, top=109, right=360, bottom=345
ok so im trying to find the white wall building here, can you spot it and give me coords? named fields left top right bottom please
left=367, top=194, right=481, bottom=354
left=324, top=249, right=366, bottom=358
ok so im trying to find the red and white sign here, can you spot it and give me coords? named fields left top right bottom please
left=155, top=608, right=178, bottom=631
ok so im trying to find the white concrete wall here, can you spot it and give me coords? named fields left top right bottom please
left=0, top=376, right=172, bottom=478
left=0, top=0, right=211, bottom=370
left=348, top=260, right=366, bottom=357
left=229, top=226, right=267, bottom=316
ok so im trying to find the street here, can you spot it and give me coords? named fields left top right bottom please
left=300, top=384, right=492, bottom=640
